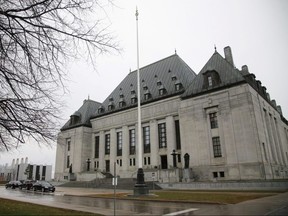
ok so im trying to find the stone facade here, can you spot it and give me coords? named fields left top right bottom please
left=55, top=47, right=288, bottom=182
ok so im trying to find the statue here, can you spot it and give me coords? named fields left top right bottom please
left=184, top=153, right=190, bottom=169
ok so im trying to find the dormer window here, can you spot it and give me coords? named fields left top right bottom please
left=144, top=90, right=151, bottom=100
left=131, top=94, right=137, bottom=104
left=119, top=93, right=124, bottom=98
left=108, top=101, right=114, bottom=111
left=143, top=84, right=148, bottom=91
left=70, top=111, right=81, bottom=125
left=157, top=80, right=162, bottom=86
left=175, top=80, right=183, bottom=91
left=171, top=75, right=177, bottom=81
left=119, top=98, right=126, bottom=108
left=203, top=70, right=221, bottom=89
left=109, top=97, right=114, bottom=102
left=131, top=89, right=136, bottom=95
left=98, top=106, right=104, bottom=114
left=158, top=85, right=167, bottom=96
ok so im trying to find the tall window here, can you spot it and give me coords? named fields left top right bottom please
left=105, top=134, right=110, bottom=155
left=94, top=136, right=99, bottom=158
left=67, top=139, right=71, bottom=151
left=208, top=76, right=212, bottom=86
left=209, top=112, right=218, bottom=129
left=212, top=137, right=222, bottom=157
left=158, top=123, right=167, bottom=148
left=175, top=120, right=181, bottom=150
left=117, top=132, right=122, bottom=156
left=143, top=126, right=150, bottom=153
left=129, top=129, right=136, bottom=155
left=66, top=156, right=70, bottom=168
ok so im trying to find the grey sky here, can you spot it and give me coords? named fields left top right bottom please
left=1, top=0, right=287, bottom=174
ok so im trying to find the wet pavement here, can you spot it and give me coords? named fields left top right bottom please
left=1, top=186, right=288, bottom=215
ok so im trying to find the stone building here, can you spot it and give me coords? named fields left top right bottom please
left=55, top=46, right=288, bottom=182
left=0, top=158, right=52, bottom=181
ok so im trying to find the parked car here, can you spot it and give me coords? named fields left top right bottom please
left=20, top=180, right=35, bottom=190
left=32, top=181, right=55, bottom=192
left=5, top=180, right=23, bottom=189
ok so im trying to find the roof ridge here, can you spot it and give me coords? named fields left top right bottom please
left=129, top=54, right=178, bottom=74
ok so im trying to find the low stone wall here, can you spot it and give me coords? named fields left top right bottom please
left=159, top=180, right=288, bottom=191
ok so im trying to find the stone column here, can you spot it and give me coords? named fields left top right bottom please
left=99, top=131, right=105, bottom=171
left=166, top=116, right=176, bottom=168
left=122, top=126, right=129, bottom=171
left=110, top=128, right=116, bottom=173
left=150, top=120, right=159, bottom=168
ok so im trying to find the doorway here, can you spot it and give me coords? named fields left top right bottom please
left=105, top=160, right=110, bottom=172
left=160, top=155, right=168, bottom=169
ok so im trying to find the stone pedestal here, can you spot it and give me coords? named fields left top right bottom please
left=133, top=168, right=149, bottom=195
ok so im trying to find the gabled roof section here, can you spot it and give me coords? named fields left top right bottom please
left=92, top=54, right=196, bottom=118
left=61, top=99, right=101, bottom=131
left=182, top=50, right=245, bottom=98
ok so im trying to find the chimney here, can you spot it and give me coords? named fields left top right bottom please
left=241, top=65, right=249, bottom=74
left=271, top=99, right=277, bottom=108
left=224, top=46, right=234, bottom=67
left=277, top=105, right=283, bottom=115
left=25, top=157, right=28, bottom=164
left=21, top=158, right=24, bottom=164
left=266, top=93, right=270, bottom=100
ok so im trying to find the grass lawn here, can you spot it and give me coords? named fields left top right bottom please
left=88, top=190, right=282, bottom=204
left=0, top=198, right=101, bottom=216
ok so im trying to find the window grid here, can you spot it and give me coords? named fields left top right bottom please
left=105, top=134, right=110, bottom=155
left=212, top=137, right=222, bottom=157
left=209, top=112, right=218, bottom=129
left=129, top=129, right=136, bottom=155
left=117, top=132, right=122, bottom=156
left=158, top=123, right=167, bottom=148
left=143, top=126, right=151, bottom=153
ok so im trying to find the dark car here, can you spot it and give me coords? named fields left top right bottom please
left=20, top=180, right=35, bottom=190
left=5, top=180, right=23, bottom=189
left=32, top=181, right=55, bottom=192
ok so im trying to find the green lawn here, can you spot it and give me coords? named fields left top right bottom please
left=88, top=190, right=282, bottom=204
left=0, top=198, right=101, bottom=216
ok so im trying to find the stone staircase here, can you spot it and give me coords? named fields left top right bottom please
left=59, top=177, right=162, bottom=190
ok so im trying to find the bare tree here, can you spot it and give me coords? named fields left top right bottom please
left=0, top=0, right=118, bottom=151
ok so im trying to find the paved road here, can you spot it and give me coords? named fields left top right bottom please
left=1, top=186, right=288, bottom=215
left=0, top=187, right=214, bottom=215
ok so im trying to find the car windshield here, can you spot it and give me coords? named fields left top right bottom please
left=41, top=182, right=51, bottom=186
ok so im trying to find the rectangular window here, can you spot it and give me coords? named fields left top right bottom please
left=175, top=120, right=181, bottom=150
left=213, top=172, right=218, bottom=178
left=94, top=136, right=99, bottom=158
left=148, top=157, right=151, bottom=165
left=158, top=123, right=167, bottom=148
left=219, top=171, right=225, bottom=177
left=105, top=134, right=110, bottom=155
left=117, top=131, right=122, bottom=156
left=143, top=126, right=151, bottom=153
left=212, top=137, right=222, bottom=157
left=144, top=157, right=147, bottom=165
left=129, top=129, right=136, bottom=155
left=208, top=76, right=213, bottom=87
left=66, top=156, right=70, bottom=168
left=67, top=139, right=71, bottom=151
left=209, top=113, right=218, bottom=129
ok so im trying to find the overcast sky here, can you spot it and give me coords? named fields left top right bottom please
left=1, top=0, right=288, bottom=175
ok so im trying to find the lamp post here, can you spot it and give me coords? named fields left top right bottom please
left=86, top=158, right=91, bottom=171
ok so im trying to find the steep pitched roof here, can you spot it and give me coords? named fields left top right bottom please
left=92, top=54, right=196, bottom=118
left=182, top=51, right=245, bottom=98
left=61, top=99, right=101, bottom=131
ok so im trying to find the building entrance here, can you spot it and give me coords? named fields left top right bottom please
left=160, top=155, right=168, bottom=169
left=105, top=160, right=110, bottom=172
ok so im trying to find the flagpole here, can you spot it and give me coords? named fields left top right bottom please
left=134, top=7, right=149, bottom=196
left=136, top=7, right=143, bottom=169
